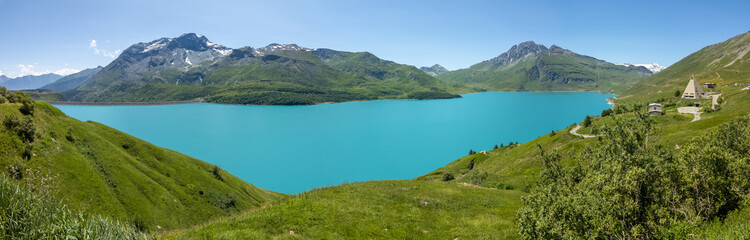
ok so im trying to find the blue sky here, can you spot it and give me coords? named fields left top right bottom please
left=0, top=0, right=748, bottom=77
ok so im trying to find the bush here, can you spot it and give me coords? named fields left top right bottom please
left=582, top=115, right=592, bottom=127
left=549, top=130, right=556, bottom=137
left=212, top=165, right=224, bottom=182
left=675, top=90, right=681, bottom=97
left=518, top=114, right=750, bottom=239
left=3, top=115, right=38, bottom=143
left=19, top=97, right=34, bottom=116
left=441, top=173, right=455, bottom=181
left=601, top=108, right=613, bottom=117
left=467, top=158, right=475, bottom=170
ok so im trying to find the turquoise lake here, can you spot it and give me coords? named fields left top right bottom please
left=55, top=92, right=615, bottom=194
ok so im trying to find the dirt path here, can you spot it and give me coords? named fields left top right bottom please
left=678, top=107, right=702, bottom=122
left=570, top=125, right=597, bottom=138
left=711, top=94, right=721, bottom=109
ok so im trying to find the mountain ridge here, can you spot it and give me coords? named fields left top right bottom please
left=66, top=33, right=467, bottom=104
left=437, top=41, right=652, bottom=93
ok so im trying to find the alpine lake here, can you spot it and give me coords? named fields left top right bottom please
left=55, top=92, right=615, bottom=194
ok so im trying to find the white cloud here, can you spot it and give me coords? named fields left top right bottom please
left=89, top=39, right=120, bottom=58
left=17, top=64, right=49, bottom=76
left=0, top=70, right=4, bottom=76
left=53, top=68, right=80, bottom=76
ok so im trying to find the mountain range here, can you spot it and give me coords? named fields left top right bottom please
left=40, top=66, right=103, bottom=92
left=64, top=33, right=466, bottom=104
left=0, top=73, right=63, bottom=90
left=436, top=41, right=653, bottom=93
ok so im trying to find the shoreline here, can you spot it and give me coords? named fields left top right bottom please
left=46, top=99, right=205, bottom=106
left=44, top=91, right=617, bottom=106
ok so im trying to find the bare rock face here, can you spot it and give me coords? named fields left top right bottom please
left=420, top=64, right=449, bottom=76
left=490, top=41, right=548, bottom=65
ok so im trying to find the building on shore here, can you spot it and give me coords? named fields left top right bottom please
left=648, top=103, right=663, bottom=116
left=683, top=75, right=708, bottom=99
left=703, top=83, right=716, bottom=88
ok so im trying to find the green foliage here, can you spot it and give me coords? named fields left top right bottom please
left=582, top=115, right=592, bottom=127
left=212, top=165, right=224, bottom=182
left=518, top=114, right=750, bottom=239
left=468, top=158, right=476, bottom=170
left=675, top=89, right=682, bottom=97
left=0, top=175, right=150, bottom=239
left=601, top=108, right=613, bottom=117
left=441, top=173, right=455, bottom=181
left=3, top=115, right=37, bottom=143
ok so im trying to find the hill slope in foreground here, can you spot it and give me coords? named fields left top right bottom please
left=0, top=92, right=282, bottom=232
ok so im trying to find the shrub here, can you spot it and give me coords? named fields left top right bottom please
left=549, top=130, right=556, bottom=137
left=19, top=97, right=34, bottom=116
left=212, top=165, right=224, bottom=182
left=675, top=89, right=681, bottom=97
left=3, top=115, right=38, bottom=143
left=441, top=173, right=455, bottom=181
left=467, top=158, right=476, bottom=170
left=601, top=108, right=613, bottom=117
left=467, top=171, right=488, bottom=186
left=582, top=115, right=592, bottom=127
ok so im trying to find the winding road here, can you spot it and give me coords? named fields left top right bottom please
left=570, top=125, right=597, bottom=138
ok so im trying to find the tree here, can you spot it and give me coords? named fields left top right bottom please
left=582, top=115, right=592, bottom=127
left=549, top=130, right=556, bottom=137
left=493, top=144, right=499, bottom=150
left=467, top=158, right=476, bottom=170
left=674, top=89, right=681, bottom=97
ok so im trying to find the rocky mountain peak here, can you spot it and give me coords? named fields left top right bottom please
left=491, top=41, right=549, bottom=65
left=419, top=64, right=449, bottom=76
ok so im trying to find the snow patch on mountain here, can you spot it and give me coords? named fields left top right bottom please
left=142, top=39, right=171, bottom=53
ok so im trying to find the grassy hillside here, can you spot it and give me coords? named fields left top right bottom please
left=164, top=180, right=524, bottom=239
left=438, top=46, right=651, bottom=93
left=619, top=31, right=750, bottom=103
left=0, top=174, right=149, bottom=239
left=0, top=90, right=282, bottom=232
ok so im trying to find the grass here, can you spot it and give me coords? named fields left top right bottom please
left=163, top=180, right=524, bottom=239
left=0, top=100, right=283, bottom=232
left=0, top=174, right=150, bottom=239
